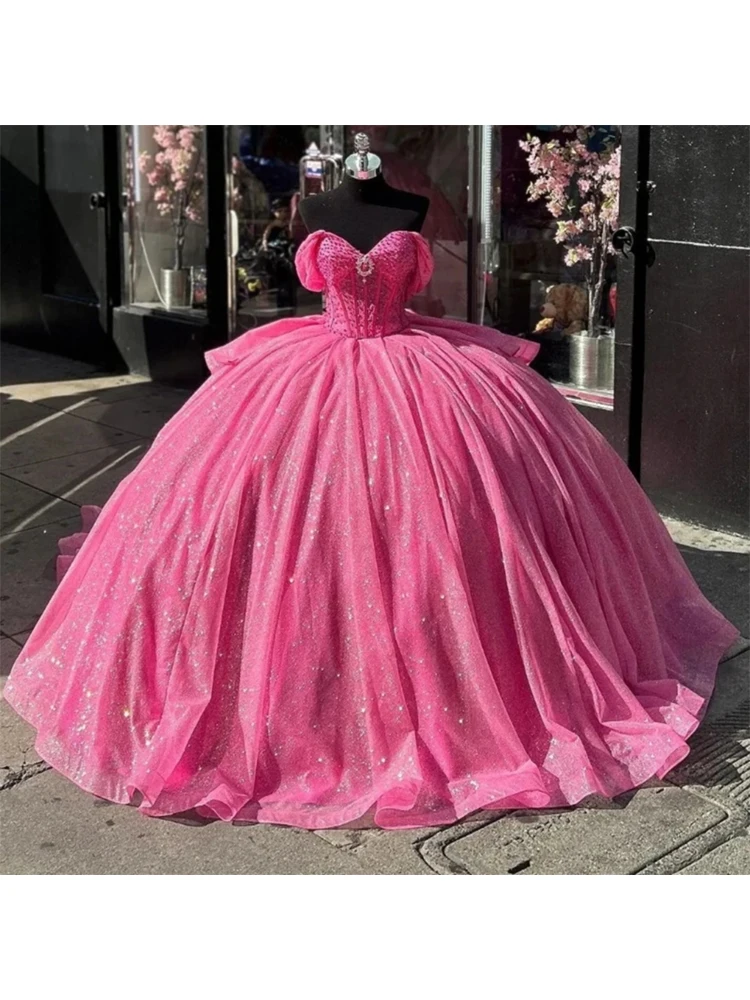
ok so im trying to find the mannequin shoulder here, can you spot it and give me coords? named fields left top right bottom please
left=405, top=192, right=430, bottom=226
left=298, top=192, right=336, bottom=228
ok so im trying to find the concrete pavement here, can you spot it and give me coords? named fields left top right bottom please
left=2, top=341, right=748, bottom=875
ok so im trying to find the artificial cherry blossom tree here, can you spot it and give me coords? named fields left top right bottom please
left=139, top=126, right=204, bottom=271
left=520, top=127, right=621, bottom=336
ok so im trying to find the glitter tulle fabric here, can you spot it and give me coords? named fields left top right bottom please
left=4, top=230, right=739, bottom=829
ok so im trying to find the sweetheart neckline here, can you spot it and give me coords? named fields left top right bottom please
left=311, top=228, right=430, bottom=258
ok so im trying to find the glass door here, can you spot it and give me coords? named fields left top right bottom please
left=39, top=126, right=112, bottom=350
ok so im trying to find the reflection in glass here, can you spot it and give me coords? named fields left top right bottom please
left=227, top=126, right=323, bottom=334
left=224, top=126, right=470, bottom=333
left=121, top=126, right=207, bottom=313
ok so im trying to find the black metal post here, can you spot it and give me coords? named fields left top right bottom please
left=626, top=126, right=652, bottom=480
left=205, top=125, right=229, bottom=352
left=466, top=126, right=483, bottom=325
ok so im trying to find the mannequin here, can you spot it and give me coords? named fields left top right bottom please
left=298, top=140, right=429, bottom=254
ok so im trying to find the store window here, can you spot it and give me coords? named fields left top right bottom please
left=121, top=125, right=207, bottom=313
left=224, top=125, right=471, bottom=335
left=226, top=126, right=326, bottom=335
left=488, top=126, right=621, bottom=409
left=116, top=124, right=620, bottom=411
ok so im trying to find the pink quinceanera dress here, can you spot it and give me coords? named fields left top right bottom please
left=4, top=230, right=740, bottom=829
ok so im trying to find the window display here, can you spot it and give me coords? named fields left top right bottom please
left=487, top=126, right=621, bottom=408
left=116, top=125, right=619, bottom=410
left=121, top=125, right=207, bottom=313
left=222, top=126, right=470, bottom=335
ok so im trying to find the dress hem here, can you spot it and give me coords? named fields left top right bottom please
left=3, top=618, right=739, bottom=832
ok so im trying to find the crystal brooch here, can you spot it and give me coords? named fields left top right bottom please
left=356, top=253, right=374, bottom=278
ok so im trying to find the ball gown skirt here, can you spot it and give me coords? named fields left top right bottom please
left=4, top=230, right=740, bottom=829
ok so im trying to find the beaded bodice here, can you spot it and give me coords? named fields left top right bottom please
left=295, top=229, right=434, bottom=339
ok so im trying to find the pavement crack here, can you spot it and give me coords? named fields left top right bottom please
left=508, top=859, right=532, bottom=874
left=0, top=758, right=51, bottom=791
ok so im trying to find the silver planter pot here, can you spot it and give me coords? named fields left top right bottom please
left=596, top=334, right=615, bottom=392
left=160, top=268, right=192, bottom=310
left=567, top=333, right=601, bottom=389
left=567, top=332, right=615, bottom=392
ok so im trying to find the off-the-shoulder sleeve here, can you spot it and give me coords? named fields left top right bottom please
left=407, top=233, right=435, bottom=297
left=295, top=231, right=327, bottom=292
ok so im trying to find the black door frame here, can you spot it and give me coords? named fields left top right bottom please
left=204, top=125, right=230, bottom=352
left=101, top=125, right=123, bottom=339
left=616, top=125, right=652, bottom=477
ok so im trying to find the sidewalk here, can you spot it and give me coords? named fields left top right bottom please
left=2, top=342, right=748, bottom=875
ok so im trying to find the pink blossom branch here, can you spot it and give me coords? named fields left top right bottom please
left=138, top=126, right=205, bottom=269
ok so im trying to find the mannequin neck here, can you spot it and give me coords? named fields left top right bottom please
left=340, top=171, right=391, bottom=202
left=297, top=169, right=430, bottom=252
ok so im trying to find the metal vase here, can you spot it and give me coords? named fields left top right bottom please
left=567, top=332, right=600, bottom=389
left=596, top=334, right=615, bottom=393
left=160, top=268, right=192, bottom=310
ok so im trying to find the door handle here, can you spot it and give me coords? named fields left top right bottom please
left=89, top=191, right=106, bottom=210
left=611, top=226, right=636, bottom=257
left=611, top=225, right=656, bottom=266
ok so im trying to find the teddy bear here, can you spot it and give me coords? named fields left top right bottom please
left=534, top=283, right=587, bottom=336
